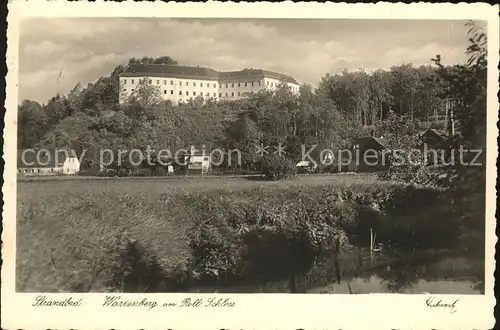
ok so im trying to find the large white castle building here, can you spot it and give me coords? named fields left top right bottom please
left=118, top=63, right=300, bottom=104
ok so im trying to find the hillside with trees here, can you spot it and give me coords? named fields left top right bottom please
left=18, top=22, right=486, bottom=181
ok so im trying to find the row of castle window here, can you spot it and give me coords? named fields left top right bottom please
left=122, top=79, right=283, bottom=88
left=124, top=89, right=248, bottom=98
left=122, top=79, right=218, bottom=88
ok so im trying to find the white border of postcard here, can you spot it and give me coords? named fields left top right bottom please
left=3, top=2, right=499, bottom=329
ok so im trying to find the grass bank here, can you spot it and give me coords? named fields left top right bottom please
left=17, top=174, right=475, bottom=292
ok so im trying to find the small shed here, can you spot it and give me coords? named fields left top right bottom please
left=348, top=136, right=389, bottom=173
left=419, top=128, right=452, bottom=166
left=420, top=128, right=448, bottom=150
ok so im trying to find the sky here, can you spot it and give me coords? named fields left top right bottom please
left=19, top=18, right=478, bottom=104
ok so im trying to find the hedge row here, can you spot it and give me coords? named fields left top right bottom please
left=179, top=182, right=458, bottom=286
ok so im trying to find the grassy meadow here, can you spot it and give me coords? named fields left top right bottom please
left=16, top=174, right=469, bottom=292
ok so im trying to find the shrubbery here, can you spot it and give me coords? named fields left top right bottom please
left=261, top=155, right=297, bottom=180
left=182, top=182, right=456, bottom=285
left=155, top=167, right=166, bottom=176
left=17, top=178, right=461, bottom=292
left=96, top=167, right=170, bottom=177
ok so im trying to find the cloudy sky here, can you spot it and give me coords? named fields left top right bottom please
left=20, top=18, right=476, bottom=103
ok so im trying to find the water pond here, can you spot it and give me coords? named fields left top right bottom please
left=189, top=248, right=484, bottom=294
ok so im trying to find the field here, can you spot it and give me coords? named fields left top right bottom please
left=16, top=173, right=472, bottom=292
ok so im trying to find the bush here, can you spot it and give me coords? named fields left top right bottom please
left=105, top=169, right=117, bottom=177
left=182, top=184, right=388, bottom=282
left=134, top=168, right=152, bottom=177
left=117, top=169, right=129, bottom=177
left=261, top=155, right=297, bottom=181
left=184, top=182, right=459, bottom=283
left=78, top=168, right=99, bottom=176
left=106, top=233, right=168, bottom=292
left=155, top=167, right=166, bottom=177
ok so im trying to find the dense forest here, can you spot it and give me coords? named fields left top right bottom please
left=17, top=22, right=486, bottom=179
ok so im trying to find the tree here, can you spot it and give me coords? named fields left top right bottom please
left=369, top=70, right=393, bottom=123
left=376, top=111, right=428, bottom=184
left=431, top=21, right=486, bottom=150
left=390, top=64, right=421, bottom=120
left=128, top=56, right=178, bottom=66
left=414, top=66, right=445, bottom=126
left=429, top=20, right=487, bottom=256
left=153, top=56, right=178, bottom=65
left=45, top=94, right=72, bottom=126
left=128, top=78, right=163, bottom=111
left=39, top=112, right=97, bottom=152
left=224, top=114, right=263, bottom=171
left=17, top=100, right=48, bottom=149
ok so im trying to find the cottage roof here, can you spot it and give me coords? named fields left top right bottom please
left=420, top=128, right=448, bottom=140
left=354, top=136, right=388, bottom=150
left=18, top=149, right=77, bottom=168
left=373, top=137, right=389, bottom=147
left=120, top=64, right=299, bottom=84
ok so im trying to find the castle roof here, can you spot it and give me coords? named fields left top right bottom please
left=120, top=64, right=299, bottom=84
left=120, top=63, right=219, bottom=80
left=219, top=68, right=298, bottom=84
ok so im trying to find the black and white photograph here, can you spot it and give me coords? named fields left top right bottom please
left=2, top=2, right=498, bottom=329
left=15, top=16, right=490, bottom=295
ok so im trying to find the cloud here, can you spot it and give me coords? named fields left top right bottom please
left=385, top=42, right=464, bottom=66
left=22, top=40, right=66, bottom=57
left=19, top=18, right=473, bottom=103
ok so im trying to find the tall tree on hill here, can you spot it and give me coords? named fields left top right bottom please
left=431, top=21, right=486, bottom=147
left=369, top=70, right=393, bottom=123
left=17, top=100, right=48, bottom=149
left=351, top=71, right=371, bottom=126
left=45, top=94, right=72, bottom=126
left=128, top=56, right=178, bottom=65
left=430, top=20, right=487, bottom=256
left=414, top=65, right=445, bottom=126
left=317, top=71, right=351, bottom=120
left=390, top=64, right=421, bottom=120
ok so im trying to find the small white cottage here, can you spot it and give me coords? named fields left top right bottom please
left=17, top=149, right=81, bottom=176
left=183, top=147, right=211, bottom=174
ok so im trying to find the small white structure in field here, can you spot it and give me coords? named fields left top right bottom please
left=296, top=160, right=317, bottom=173
left=17, top=149, right=80, bottom=176
left=184, top=147, right=211, bottom=174
left=62, top=154, right=80, bottom=174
